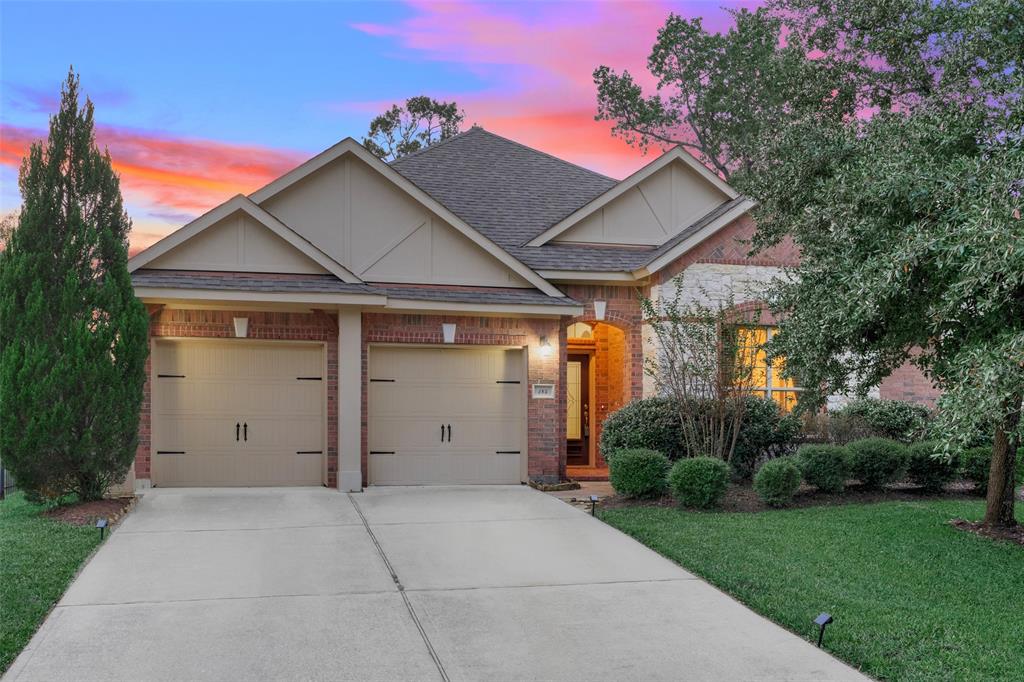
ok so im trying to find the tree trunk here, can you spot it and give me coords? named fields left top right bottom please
left=983, top=396, right=1021, bottom=528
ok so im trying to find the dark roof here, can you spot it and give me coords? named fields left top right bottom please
left=131, top=270, right=380, bottom=295
left=376, top=284, right=577, bottom=307
left=132, top=269, right=579, bottom=308
left=391, top=127, right=617, bottom=249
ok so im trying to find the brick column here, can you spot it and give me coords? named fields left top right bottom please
left=338, top=307, right=362, bottom=491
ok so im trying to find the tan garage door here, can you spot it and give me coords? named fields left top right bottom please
left=368, top=346, right=525, bottom=485
left=152, top=340, right=325, bottom=486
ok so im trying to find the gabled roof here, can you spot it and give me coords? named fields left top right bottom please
left=391, top=127, right=617, bottom=249
left=525, top=146, right=738, bottom=247
left=247, top=136, right=565, bottom=298
left=127, top=194, right=363, bottom=283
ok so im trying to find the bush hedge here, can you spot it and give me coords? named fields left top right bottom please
left=830, top=398, right=930, bottom=443
left=599, top=398, right=685, bottom=462
left=608, top=449, right=670, bottom=498
left=846, top=437, right=908, bottom=488
left=731, top=396, right=801, bottom=480
left=667, top=457, right=730, bottom=509
left=797, top=444, right=850, bottom=493
left=906, top=441, right=957, bottom=492
left=753, top=458, right=802, bottom=507
left=959, top=447, right=992, bottom=494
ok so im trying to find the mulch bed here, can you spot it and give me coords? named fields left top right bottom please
left=950, top=518, right=1024, bottom=546
left=600, top=480, right=982, bottom=514
left=43, top=496, right=136, bottom=526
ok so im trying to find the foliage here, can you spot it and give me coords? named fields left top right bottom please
left=593, top=8, right=847, bottom=179
left=906, top=441, right=958, bottom=492
left=667, top=457, right=731, bottom=509
left=960, top=447, right=995, bottom=495
left=830, top=398, right=931, bottom=443
left=607, top=449, right=670, bottom=499
left=846, top=438, right=908, bottom=489
left=640, top=281, right=761, bottom=463
left=733, top=0, right=1024, bottom=526
left=731, top=396, right=801, bottom=479
left=796, top=444, right=850, bottom=493
left=362, top=96, right=465, bottom=161
left=599, top=398, right=686, bottom=461
left=602, top=500, right=1024, bottom=681
left=753, top=457, right=802, bottom=507
left=0, top=493, right=102, bottom=672
left=0, top=70, right=149, bottom=501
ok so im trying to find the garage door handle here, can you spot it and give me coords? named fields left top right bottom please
left=243, top=422, right=248, bottom=441
left=440, top=424, right=445, bottom=442
left=236, top=423, right=240, bottom=441
left=446, top=424, right=451, bottom=442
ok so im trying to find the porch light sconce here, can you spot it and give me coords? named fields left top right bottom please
left=442, top=323, right=456, bottom=344
left=593, top=300, right=607, bottom=321
left=233, top=317, right=249, bottom=338
left=538, top=336, right=552, bottom=357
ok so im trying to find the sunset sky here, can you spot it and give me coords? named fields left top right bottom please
left=0, top=1, right=756, bottom=253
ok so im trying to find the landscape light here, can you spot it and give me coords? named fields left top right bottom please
left=814, top=612, right=833, bottom=648
left=96, top=518, right=108, bottom=540
left=590, top=494, right=599, bottom=516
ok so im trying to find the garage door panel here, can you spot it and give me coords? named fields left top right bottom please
left=368, top=346, right=525, bottom=485
left=153, top=341, right=325, bottom=487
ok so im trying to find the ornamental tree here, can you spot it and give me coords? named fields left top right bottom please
left=738, top=0, right=1023, bottom=527
left=0, top=69, right=149, bottom=501
left=362, top=96, right=465, bottom=162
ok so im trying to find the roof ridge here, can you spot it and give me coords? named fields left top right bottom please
left=471, top=127, right=619, bottom=183
left=389, top=126, right=481, bottom=165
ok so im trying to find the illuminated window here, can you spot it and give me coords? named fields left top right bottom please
left=736, top=326, right=800, bottom=412
left=567, top=322, right=594, bottom=340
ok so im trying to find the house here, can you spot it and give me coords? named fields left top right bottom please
left=127, top=126, right=937, bottom=490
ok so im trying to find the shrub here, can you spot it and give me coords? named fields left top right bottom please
left=906, top=441, right=957, bottom=492
left=600, top=398, right=685, bottom=462
left=846, top=438, right=908, bottom=488
left=830, top=398, right=930, bottom=443
left=731, top=396, right=801, bottom=480
left=797, top=444, right=850, bottom=493
left=608, top=449, right=670, bottom=498
left=960, top=447, right=992, bottom=494
left=753, top=457, right=802, bottom=507
left=667, top=457, right=730, bottom=509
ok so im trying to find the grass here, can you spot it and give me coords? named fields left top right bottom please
left=0, top=492, right=102, bottom=673
left=601, top=499, right=1024, bottom=682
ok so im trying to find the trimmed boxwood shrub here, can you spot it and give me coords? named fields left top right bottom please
left=753, top=457, right=802, bottom=507
left=608, top=448, right=670, bottom=498
left=906, top=441, right=957, bottom=492
left=960, top=446, right=992, bottom=494
left=846, top=437, right=908, bottom=488
left=600, top=398, right=685, bottom=462
left=731, top=396, right=801, bottom=480
left=667, top=457, right=730, bottom=509
left=797, top=444, right=850, bottom=493
left=830, top=398, right=930, bottom=443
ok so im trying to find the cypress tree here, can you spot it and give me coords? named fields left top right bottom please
left=0, top=69, right=149, bottom=501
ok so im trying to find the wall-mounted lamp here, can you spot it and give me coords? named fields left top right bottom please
left=233, top=317, right=249, bottom=338
left=538, top=336, right=552, bottom=357
left=442, top=323, right=456, bottom=344
left=593, top=300, right=607, bottom=321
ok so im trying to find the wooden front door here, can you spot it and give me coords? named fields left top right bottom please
left=566, top=354, right=591, bottom=466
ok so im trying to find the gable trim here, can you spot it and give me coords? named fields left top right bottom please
left=128, top=195, right=363, bottom=283
left=249, top=138, right=566, bottom=298
left=526, top=147, right=739, bottom=247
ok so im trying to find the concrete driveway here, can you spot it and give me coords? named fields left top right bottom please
left=5, top=486, right=866, bottom=681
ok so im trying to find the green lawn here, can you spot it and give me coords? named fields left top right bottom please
left=601, top=499, right=1023, bottom=682
left=0, top=493, right=102, bottom=673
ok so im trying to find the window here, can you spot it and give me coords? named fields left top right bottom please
left=567, top=322, right=594, bottom=340
left=736, top=326, right=800, bottom=412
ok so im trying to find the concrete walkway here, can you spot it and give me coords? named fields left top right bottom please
left=5, top=486, right=866, bottom=681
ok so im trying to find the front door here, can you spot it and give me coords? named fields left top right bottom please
left=566, top=354, right=591, bottom=466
